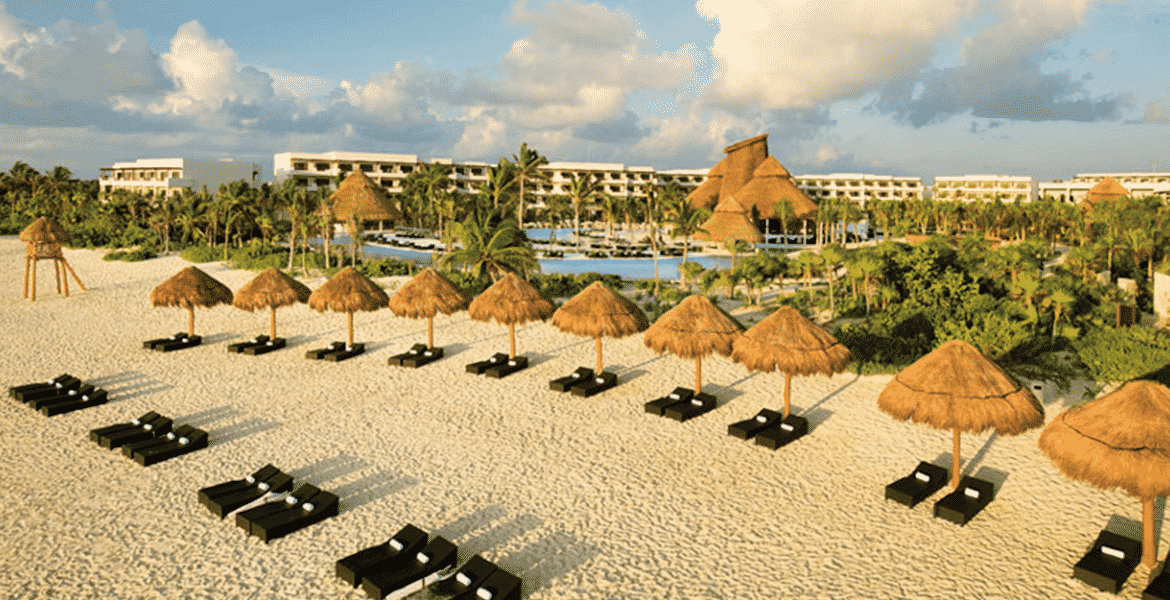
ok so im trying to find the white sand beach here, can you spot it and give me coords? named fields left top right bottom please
left=0, top=236, right=1162, bottom=599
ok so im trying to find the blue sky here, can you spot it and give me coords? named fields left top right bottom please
left=1, top=0, right=1168, bottom=184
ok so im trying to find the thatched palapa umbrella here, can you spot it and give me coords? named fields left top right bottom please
left=644, top=294, right=744, bottom=394
left=467, top=272, right=554, bottom=358
left=731, top=306, right=852, bottom=417
left=878, top=339, right=1043, bottom=490
left=1039, top=380, right=1170, bottom=569
left=307, top=267, right=389, bottom=347
left=150, top=266, right=234, bottom=336
left=233, top=268, right=312, bottom=339
left=387, top=268, right=470, bottom=348
left=551, top=281, right=649, bottom=374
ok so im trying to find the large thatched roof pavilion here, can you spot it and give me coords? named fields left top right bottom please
left=693, top=197, right=763, bottom=245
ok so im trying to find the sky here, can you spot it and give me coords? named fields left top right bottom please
left=0, top=0, right=1168, bottom=184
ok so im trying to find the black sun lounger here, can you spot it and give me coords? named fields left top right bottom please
left=645, top=387, right=693, bottom=416
left=485, top=356, right=528, bottom=379
left=122, top=424, right=195, bottom=457
left=362, top=536, right=458, bottom=600
left=449, top=568, right=521, bottom=600
left=755, top=414, right=810, bottom=449
left=90, top=412, right=160, bottom=444
left=16, top=376, right=81, bottom=403
left=1141, top=548, right=1170, bottom=599
left=243, top=338, right=287, bottom=355
left=307, top=341, right=347, bottom=359
left=571, top=371, right=618, bottom=397
left=143, top=332, right=187, bottom=350
left=236, top=484, right=320, bottom=533
left=322, top=343, right=366, bottom=362
left=201, top=465, right=295, bottom=517
left=40, top=384, right=109, bottom=416
left=664, top=392, right=717, bottom=422
left=429, top=555, right=497, bottom=597
left=932, top=476, right=996, bottom=526
left=884, top=462, right=949, bottom=508
left=466, top=353, right=509, bottom=375
left=402, top=346, right=444, bottom=368
left=336, top=524, right=429, bottom=588
left=28, top=381, right=95, bottom=410
left=96, top=413, right=173, bottom=449
left=9, top=373, right=74, bottom=400
left=199, top=464, right=282, bottom=510
left=728, top=409, right=784, bottom=440
left=133, top=425, right=208, bottom=466
left=228, top=335, right=269, bottom=353
left=1073, top=530, right=1142, bottom=594
left=249, top=485, right=339, bottom=543
left=154, top=334, right=203, bottom=352
left=388, top=344, right=428, bottom=367
left=549, top=367, right=593, bottom=392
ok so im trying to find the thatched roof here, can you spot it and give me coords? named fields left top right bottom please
left=329, top=170, right=403, bottom=223
left=686, top=158, right=726, bottom=210
left=20, top=216, right=70, bottom=244
left=307, top=266, right=389, bottom=313
left=644, top=294, right=745, bottom=359
left=718, top=133, right=769, bottom=205
left=387, top=268, right=470, bottom=319
left=731, top=306, right=852, bottom=376
left=1082, top=175, right=1130, bottom=217
left=233, top=268, right=312, bottom=312
left=150, top=266, right=234, bottom=309
left=467, top=272, right=554, bottom=325
left=733, top=157, right=818, bottom=219
left=877, top=339, right=1043, bottom=435
left=693, top=197, right=763, bottom=243
left=1038, top=380, right=1170, bottom=499
left=551, top=281, right=649, bottom=339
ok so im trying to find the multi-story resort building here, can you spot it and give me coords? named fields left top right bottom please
left=1038, top=173, right=1170, bottom=204
left=930, top=175, right=1037, bottom=203
left=791, top=173, right=925, bottom=207
left=99, top=158, right=263, bottom=199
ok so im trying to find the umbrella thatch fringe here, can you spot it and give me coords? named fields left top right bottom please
left=387, top=268, right=469, bottom=319
left=552, top=281, right=648, bottom=339
left=308, top=267, right=389, bottom=313
left=731, top=306, right=851, bottom=375
left=644, top=294, right=744, bottom=359
left=151, top=266, right=233, bottom=309
left=1039, top=380, right=1170, bottom=499
left=686, top=158, right=725, bottom=210
left=233, top=268, right=311, bottom=312
left=468, top=272, right=554, bottom=325
left=694, top=197, right=763, bottom=243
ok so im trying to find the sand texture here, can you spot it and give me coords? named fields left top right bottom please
left=0, top=237, right=1163, bottom=599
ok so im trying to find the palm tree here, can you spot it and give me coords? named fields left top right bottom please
left=665, top=195, right=710, bottom=288
left=480, top=160, right=517, bottom=212
left=1012, top=272, right=1043, bottom=323
left=870, top=198, right=898, bottom=242
left=541, top=194, right=570, bottom=250
left=509, top=142, right=549, bottom=230
left=796, top=250, right=821, bottom=290
left=598, top=192, right=622, bottom=250
left=442, top=208, right=537, bottom=281
left=725, top=238, right=749, bottom=271
left=820, top=243, right=845, bottom=319
left=1125, top=227, right=1156, bottom=283
left=1042, top=288, right=1076, bottom=338
left=565, top=174, right=602, bottom=250
left=855, top=251, right=883, bottom=315
left=772, top=198, right=795, bottom=245
left=149, top=194, right=180, bottom=253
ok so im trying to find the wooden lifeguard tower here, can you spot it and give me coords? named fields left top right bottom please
left=21, top=216, right=86, bottom=302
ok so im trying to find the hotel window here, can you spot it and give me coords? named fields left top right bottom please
left=172, top=171, right=181, bottom=179
left=315, top=162, right=330, bottom=171
left=400, top=165, right=413, bottom=174
left=472, top=168, right=483, bottom=176
left=380, top=164, right=394, bottom=173
left=360, top=164, right=373, bottom=172
left=315, top=178, right=329, bottom=187
left=293, top=162, right=307, bottom=171
left=338, top=164, right=352, bottom=172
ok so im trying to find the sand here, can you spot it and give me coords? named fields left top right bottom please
left=0, top=236, right=1161, bottom=599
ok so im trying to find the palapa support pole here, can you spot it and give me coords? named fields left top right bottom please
left=1144, top=497, right=1156, bottom=569
left=783, top=373, right=792, bottom=418
left=427, top=317, right=434, bottom=349
left=952, top=429, right=961, bottom=490
left=31, top=259, right=37, bottom=302
left=347, top=312, right=355, bottom=348
left=269, top=306, right=277, bottom=340
left=695, top=356, right=702, bottom=394
left=509, top=323, right=516, bottom=358
left=187, top=306, right=195, bottom=337
left=595, top=336, right=603, bottom=375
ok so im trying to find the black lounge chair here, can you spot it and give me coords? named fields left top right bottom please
left=466, top=353, right=509, bottom=375
left=570, top=371, right=618, bottom=397
left=133, top=425, right=208, bottom=466
left=90, top=412, right=160, bottom=444
left=154, top=334, right=202, bottom=352
left=39, top=384, right=108, bottom=416
left=389, top=344, right=428, bottom=367
left=336, top=524, right=429, bottom=588
left=549, top=367, right=592, bottom=392
left=362, top=536, right=458, bottom=599
left=1141, top=547, right=1170, bottom=599
left=235, top=484, right=320, bottom=533
left=755, top=414, right=810, bottom=449
left=143, top=332, right=187, bottom=350
left=306, top=341, right=346, bottom=359
left=402, top=346, right=444, bottom=368
left=199, top=464, right=282, bottom=511
left=323, top=343, right=366, bottom=362
left=228, top=335, right=269, bottom=353
left=884, top=462, right=949, bottom=508
left=429, top=555, right=497, bottom=596
left=203, top=469, right=295, bottom=518
left=450, top=568, right=521, bottom=600
left=28, top=381, right=96, bottom=410
left=484, top=356, right=528, bottom=379
left=1073, top=530, right=1142, bottom=593
left=932, top=476, right=996, bottom=525
left=249, top=485, right=339, bottom=542
left=122, top=424, right=195, bottom=457
left=96, top=413, right=173, bottom=449
left=16, top=376, right=81, bottom=403
left=664, top=392, right=717, bottom=422
left=9, top=373, right=74, bottom=400
left=645, top=387, right=693, bottom=416
left=244, top=337, right=287, bottom=355
left=728, top=409, right=784, bottom=440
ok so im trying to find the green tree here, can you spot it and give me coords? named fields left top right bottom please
left=509, top=142, right=549, bottom=230
left=442, top=208, right=537, bottom=281
left=665, top=195, right=710, bottom=287
left=565, top=174, right=602, bottom=250
left=772, top=198, right=795, bottom=245
left=820, top=243, right=845, bottom=319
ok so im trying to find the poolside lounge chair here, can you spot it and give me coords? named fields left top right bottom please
left=133, top=425, right=208, bottom=466
left=235, top=484, right=322, bottom=534
left=1141, top=548, right=1170, bottom=599
left=228, top=335, right=269, bottom=353
left=388, top=344, right=427, bottom=367
left=728, top=409, right=784, bottom=440
left=153, top=334, right=202, bottom=352
left=143, top=332, right=187, bottom=350
left=449, top=568, right=521, bottom=600
left=306, top=341, right=346, bottom=360
left=755, top=414, right=810, bottom=449
left=932, top=476, right=996, bottom=526
left=245, top=338, right=287, bottom=355
left=570, top=371, right=618, bottom=397
left=199, top=464, right=283, bottom=512
left=39, top=383, right=108, bottom=416
left=9, top=373, right=74, bottom=400
left=466, top=353, right=509, bottom=375
left=362, top=536, right=458, bottom=600
left=96, top=413, right=173, bottom=449
left=336, top=524, right=429, bottom=588
left=645, top=387, right=693, bottom=416
left=402, top=346, right=444, bottom=368
left=884, top=462, right=949, bottom=508
left=429, top=555, right=497, bottom=597
left=249, top=484, right=339, bottom=543
left=89, top=412, right=160, bottom=444
left=549, top=367, right=593, bottom=392
left=16, top=376, right=81, bottom=403
left=484, top=356, right=529, bottom=379
left=664, top=393, right=717, bottom=422
left=1073, top=529, right=1142, bottom=593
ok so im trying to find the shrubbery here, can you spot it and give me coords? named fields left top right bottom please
left=102, top=246, right=158, bottom=262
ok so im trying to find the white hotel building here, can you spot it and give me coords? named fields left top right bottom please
left=1038, top=173, right=1170, bottom=204
left=791, top=173, right=925, bottom=207
left=930, top=175, right=1037, bottom=203
left=99, top=158, right=263, bottom=198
